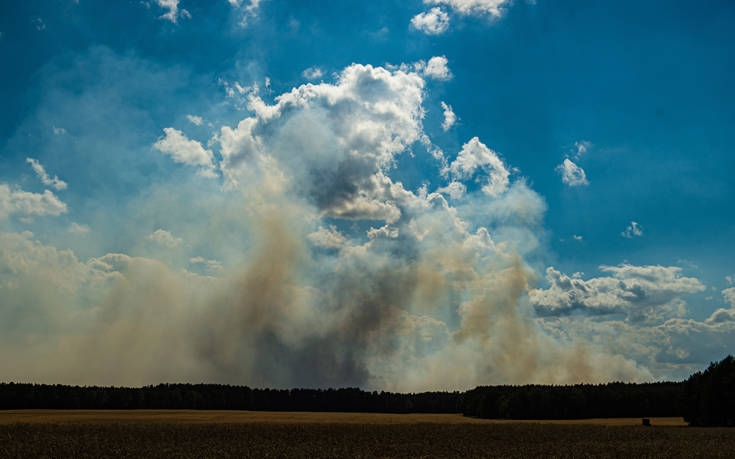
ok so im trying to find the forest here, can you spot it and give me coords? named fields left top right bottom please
left=2, top=356, right=733, bottom=426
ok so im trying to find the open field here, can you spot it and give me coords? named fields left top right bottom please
left=1, top=411, right=731, bottom=458
left=0, top=410, right=687, bottom=426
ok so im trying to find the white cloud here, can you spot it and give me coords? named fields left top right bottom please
left=706, top=308, right=735, bottom=324
left=705, top=287, right=735, bottom=324
left=420, top=56, right=452, bottom=81
left=410, top=7, right=450, bottom=35
left=307, top=226, right=347, bottom=249
left=530, top=264, right=705, bottom=323
left=148, top=229, right=183, bottom=248
left=153, top=127, right=217, bottom=177
left=26, top=158, right=67, bottom=191
left=366, top=225, right=399, bottom=239
left=186, top=114, right=204, bottom=126
left=556, top=158, right=588, bottom=187
left=436, top=181, right=466, bottom=200
left=228, top=0, right=267, bottom=27
left=440, top=101, right=456, bottom=131
left=0, top=231, right=97, bottom=292
left=538, top=314, right=735, bottom=379
left=723, top=287, right=735, bottom=307
left=302, top=66, right=324, bottom=80
left=1, top=57, right=674, bottom=390
left=0, top=184, right=67, bottom=220
left=218, top=63, right=426, bottom=222
left=622, top=221, right=643, bottom=238
left=69, top=222, right=91, bottom=234
left=412, top=1, right=512, bottom=37
left=444, top=137, right=510, bottom=197
left=156, top=0, right=189, bottom=23
left=424, top=0, right=510, bottom=17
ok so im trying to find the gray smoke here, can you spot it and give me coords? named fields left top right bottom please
left=0, top=62, right=654, bottom=389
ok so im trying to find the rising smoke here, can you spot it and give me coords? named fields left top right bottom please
left=0, top=62, right=652, bottom=390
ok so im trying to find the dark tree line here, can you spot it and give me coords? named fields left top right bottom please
left=0, top=384, right=461, bottom=413
left=683, top=355, right=735, bottom=426
left=2, top=356, right=733, bottom=425
left=461, top=382, right=683, bottom=419
left=0, top=382, right=682, bottom=418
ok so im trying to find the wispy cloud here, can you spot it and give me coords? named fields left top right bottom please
left=26, top=158, right=67, bottom=191
left=302, top=66, right=324, bottom=80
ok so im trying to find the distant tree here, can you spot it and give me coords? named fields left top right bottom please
left=683, top=355, right=735, bottom=426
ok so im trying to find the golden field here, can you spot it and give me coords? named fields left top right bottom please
left=0, top=410, right=687, bottom=426
left=1, top=411, right=731, bottom=458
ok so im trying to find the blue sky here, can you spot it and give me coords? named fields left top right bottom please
left=0, top=0, right=734, bottom=389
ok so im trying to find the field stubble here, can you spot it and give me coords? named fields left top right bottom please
left=0, top=411, right=732, bottom=458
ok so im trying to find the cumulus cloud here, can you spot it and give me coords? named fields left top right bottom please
left=424, top=0, right=510, bottom=17
left=387, top=57, right=452, bottom=82
left=707, top=308, right=735, bottom=324
left=26, top=158, right=67, bottom=191
left=421, top=56, right=452, bottom=80
left=440, top=101, right=456, bottom=131
left=156, top=0, right=190, bottom=23
left=556, top=158, right=588, bottom=187
left=724, top=287, right=735, bottom=306
left=218, top=63, right=426, bottom=223
left=366, top=225, right=399, bottom=240
left=706, top=288, right=735, bottom=324
left=153, top=127, right=217, bottom=177
left=622, top=221, right=643, bottom=238
left=538, top=314, right=735, bottom=380
left=307, top=225, right=347, bottom=249
left=436, top=181, right=466, bottom=200
left=148, top=228, right=183, bottom=248
left=411, top=0, right=511, bottom=33
left=411, top=7, right=450, bottom=35
left=444, top=137, right=510, bottom=197
left=0, top=184, right=67, bottom=220
left=302, top=66, right=324, bottom=80
left=530, top=265, right=706, bottom=323
left=0, top=60, right=661, bottom=390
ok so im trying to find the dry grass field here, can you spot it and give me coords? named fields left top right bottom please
left=1, top=411, right=731, bottom=458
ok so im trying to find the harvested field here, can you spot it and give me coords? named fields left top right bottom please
left=1, top=411, right=731, bottom=458
left=0, top=410, right=687, bottom=426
